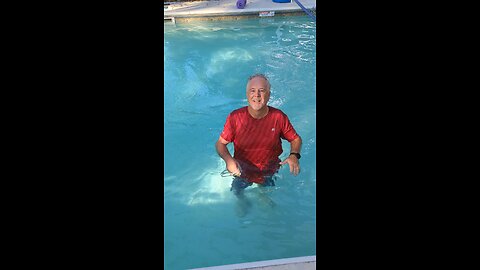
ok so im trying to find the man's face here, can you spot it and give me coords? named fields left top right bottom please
left=246, top=77, right=270, bottom=111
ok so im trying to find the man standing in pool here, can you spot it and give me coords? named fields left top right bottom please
left=215, top=74, right=302, bottom=197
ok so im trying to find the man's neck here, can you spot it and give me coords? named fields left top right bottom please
left=248, top=106, right=269, bottom=119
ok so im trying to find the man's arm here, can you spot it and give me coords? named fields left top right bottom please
left=289, top=136, right=302, bottom=154
left=280, top=136, right=302, bottom=176
left=215, top=136, right=241, bottom=176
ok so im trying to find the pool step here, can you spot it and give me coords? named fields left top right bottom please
left=189, top=256, right=316, bottom=270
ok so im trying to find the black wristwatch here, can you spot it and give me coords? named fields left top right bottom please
left=290, top=152, right=301, bottom=159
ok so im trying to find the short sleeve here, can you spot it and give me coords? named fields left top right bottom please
left=220, top=113, right=235, bottom=142
left=280, top=114, right=299, bottom=142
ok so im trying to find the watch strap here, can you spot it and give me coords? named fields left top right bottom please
left=289, top=152, right=301, bottom=159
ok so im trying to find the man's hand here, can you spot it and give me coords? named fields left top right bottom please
left=280, top=155, right=300, bottom=176
left=226, top=159, right=242, bottom=177
left=216, top=137, right=242, bottom=177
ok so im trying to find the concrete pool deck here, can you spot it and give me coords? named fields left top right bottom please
left=189, top=256, right=316, bottom=270
left=164, top=0, right=316, bottom=21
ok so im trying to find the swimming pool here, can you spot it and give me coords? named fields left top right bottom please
left=164, top=15, right=316, bottom=270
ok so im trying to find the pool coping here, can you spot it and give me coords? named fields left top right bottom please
left=188, top=256, right=316, bottom=270
left=164, top=0, right=316, bottom=20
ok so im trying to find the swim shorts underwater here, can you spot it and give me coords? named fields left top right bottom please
left=230, top=176, right=276, bottom=195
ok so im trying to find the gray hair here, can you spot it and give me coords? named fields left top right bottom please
left=247, top=73, right=271, bottom=90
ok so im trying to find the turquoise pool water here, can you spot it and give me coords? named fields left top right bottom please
left=164, top=16, right=316, bottom=270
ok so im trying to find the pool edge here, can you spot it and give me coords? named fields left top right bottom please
left=188, top=255, right=316, bottom=270
left=164, top=0, right=316, bottom=21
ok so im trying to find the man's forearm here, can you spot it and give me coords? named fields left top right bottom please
left=215, top=140, right=234, bottom=163
left=290, top=136, right=302, bottom=153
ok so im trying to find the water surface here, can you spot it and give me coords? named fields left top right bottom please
left=164, top=15, right=316, bottom=270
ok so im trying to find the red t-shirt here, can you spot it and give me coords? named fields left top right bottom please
left=220, top=106, right=299, bottom=183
